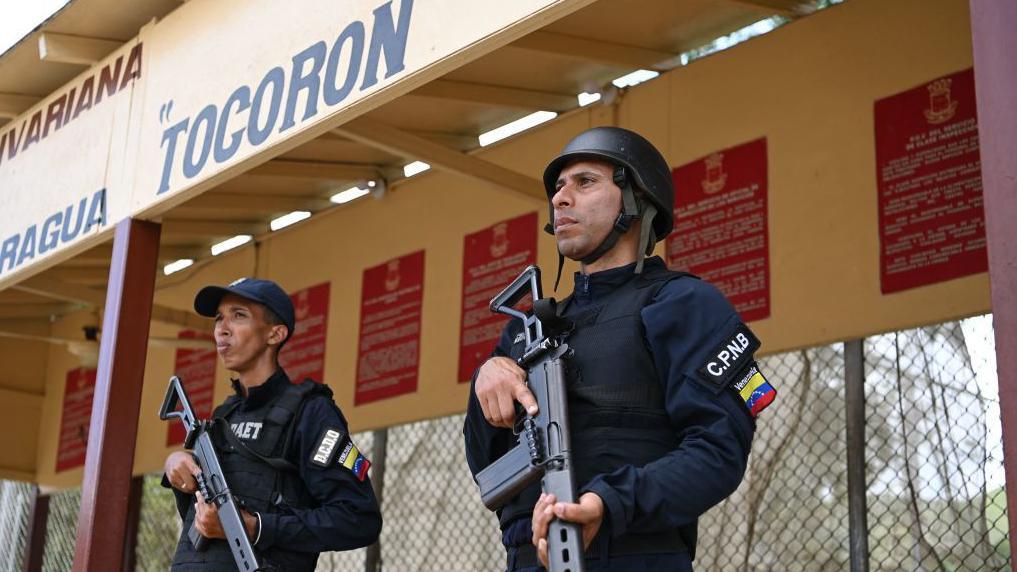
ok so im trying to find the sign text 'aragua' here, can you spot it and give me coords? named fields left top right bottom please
left=0, top=188, right=106, bottom=277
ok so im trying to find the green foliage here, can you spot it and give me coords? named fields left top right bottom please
left=987, top=487, right=1011, bottom=561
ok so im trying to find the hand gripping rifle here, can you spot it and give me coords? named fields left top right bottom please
left=475, top=265, right=585, bottom=572
left=160, top=376, right=262, bottom=572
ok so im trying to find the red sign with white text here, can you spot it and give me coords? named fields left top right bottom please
left=458, top=212, right=538, bottom=382
left=280, top=282, right=330, bottom=383
left=875, top=68, right=986, bottom=293
left=56, top=367, right=96, bottom=472
left=166, top=330, right=217, bottom=446
left=667, top=137, right=770, bottom=322
left=355, top=251, right=425, bottom=404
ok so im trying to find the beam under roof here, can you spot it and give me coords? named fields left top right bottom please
left=0, top=387, right=42, bottom=404
left=727, top=0, right=814, bottom=17
left=411, top=79, right=577, bottom=111
left=40, top=266, right=111, bottom=284
left=161, top=219, right=263, bottom=237
left=334, top=117, right=544, bottom=201
left=405, top=130, right=480, bottom=152
left=0, top=303, right=79, bottom=319
left=157, top=244, right=207, bottom=261
left=182, top=193, right=331, bottom=213
left=0, top=94, right=41, bottom=119
left=510, top=30, right=677, bottom=71
left=13, top=277, right=105, bottom=306
left=0, top=318, right=54, bottom=338
left=248, top=159, right=379, bottom=181
left=38, top=32, right=123, bottom=66
left=61, top=256, right=114, bottom=268
left=149, top=305, right=209, bottom=331
left=10, top=276, right=207, bottom=329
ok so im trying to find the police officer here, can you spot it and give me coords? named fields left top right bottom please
left=163, top=278, right=382, bottom=570
left=464, top=127, right=775, bottom=571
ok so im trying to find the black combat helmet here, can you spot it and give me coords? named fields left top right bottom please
left=542, top=127, right=674, bottom=286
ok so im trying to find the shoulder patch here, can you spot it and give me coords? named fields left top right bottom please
left=310, top=427, right=346, bottom=468
left=733, top=364, right=776, bottom=417
left=697, top=323, right=761, bottom=388
left=337, top=439, right=371, bottom=481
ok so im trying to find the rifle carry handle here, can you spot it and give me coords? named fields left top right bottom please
left=490, top=265, right=542, bottom=318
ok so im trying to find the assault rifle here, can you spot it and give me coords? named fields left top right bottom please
left=475, top=265, right=585, bottom=572
left=160, top=376, right=262, bottom=572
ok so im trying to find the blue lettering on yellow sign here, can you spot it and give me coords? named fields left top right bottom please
left=156, top=0, right=414, bottom=195
left=0, top=188, right=106, bottom=276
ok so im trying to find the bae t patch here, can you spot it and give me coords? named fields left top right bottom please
left=732, top=365, right=776, bottom=417
left=697, top=323, right=761, bottom=389
left=338, top=440, right=371, bottom=481
left=310, top=427, right=346, bottom=468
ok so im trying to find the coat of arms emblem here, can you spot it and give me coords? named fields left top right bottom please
left=923, top=78, right=959, bottom=125
left=384, top=259, right=401, bottom=292
left=489, top=222, right=509, bottom=258
left=701, top=152, right=727, bottom=195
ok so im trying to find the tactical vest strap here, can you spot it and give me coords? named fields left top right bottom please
left=214, top=418, right=300, bottom=473
left=266, top=380, right=319, bottom=425
left=214, top=380, right=330, bottom=474
left=277, top=380, right=332, bottom=463
left=212, top=395, right=242, bottom=420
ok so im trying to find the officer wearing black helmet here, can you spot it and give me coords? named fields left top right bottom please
left=464, top=127, right=775, bottom=571
left=162, top=278, right=381, bottom=570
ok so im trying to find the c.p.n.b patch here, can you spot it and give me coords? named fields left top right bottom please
left=697, top=323, right=761, bottom=389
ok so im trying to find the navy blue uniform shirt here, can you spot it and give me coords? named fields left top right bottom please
left=464, top=257, right=760, bottom=565
left=163, top=369, right=382, bottom=553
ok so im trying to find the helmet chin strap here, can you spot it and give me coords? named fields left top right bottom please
left=547, top=166, right=648, bottom=291
left=634, top=202, right=657, bottom=275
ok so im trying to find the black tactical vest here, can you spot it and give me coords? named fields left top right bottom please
left=171, top=379, right=329, bottom=571
left=500, top=262, right=697, bottom=557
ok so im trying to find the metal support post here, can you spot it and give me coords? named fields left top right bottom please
left=969, top=2, right=1017, bottom=570
left=71, top=218, right=161, bottom=572
left=365, top=428, right=389, bottom=572
left=844, top=339, right=870, bottom=572
left=22, top=485, right=49, bottom=572
left=121, top=476, right=144, bottom=571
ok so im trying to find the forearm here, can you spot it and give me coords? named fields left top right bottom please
left=258, top=497, right=382, bottom=552
left=583, top=431, right=749, bottom=537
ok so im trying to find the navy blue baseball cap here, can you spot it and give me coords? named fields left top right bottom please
left=194, top=277, right=295, bottom=342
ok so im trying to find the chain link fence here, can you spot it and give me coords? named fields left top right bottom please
left=136, top=475, right=181, bottom=571
left=42, top=487, right=80, bottom=572
left=862, top=317, right=1008, bottom=571
left=697, top=315, right=1009, bottom=571
left=0, top=315, right=1009, bottom=571
left=697, top=344, right=850, bottom=570
left=0, top=481, right=33, bottom=572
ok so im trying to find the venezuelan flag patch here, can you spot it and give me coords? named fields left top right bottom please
left=338, top=440, right=371, bottom=481
left=732, top=365, right=776, bottom=417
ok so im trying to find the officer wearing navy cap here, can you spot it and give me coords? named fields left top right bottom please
left=464, top=127, right=776, bottom=571
left=163, top=278, right=381, bottom=570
